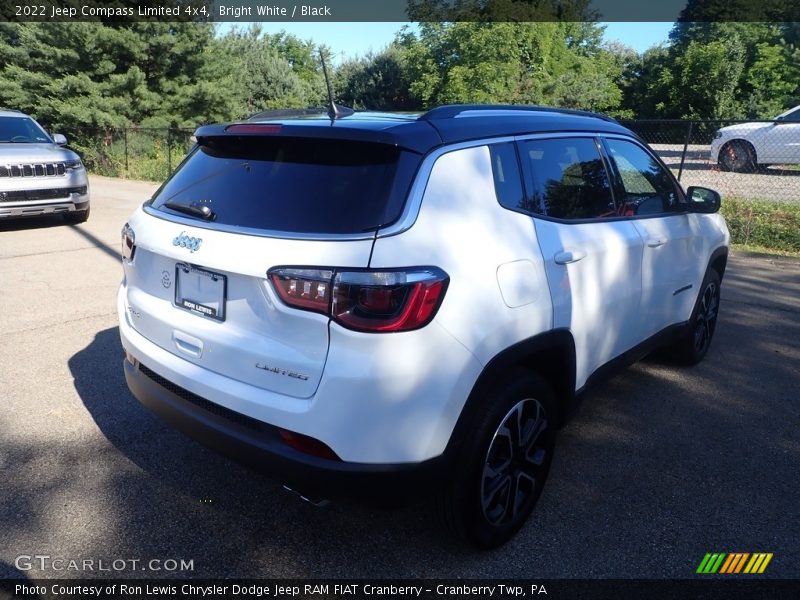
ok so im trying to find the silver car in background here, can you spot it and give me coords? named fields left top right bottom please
left=0, top=109, right=90, bottom=222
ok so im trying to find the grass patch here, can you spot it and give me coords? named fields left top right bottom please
left=721, top=197, right=800, bottom=253
left=731, top=243, right=800, bottom=258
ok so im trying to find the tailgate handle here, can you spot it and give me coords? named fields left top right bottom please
left=173, top=330, right=204, bottom=358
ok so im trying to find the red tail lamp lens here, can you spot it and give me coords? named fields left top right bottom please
left=268, top=267, right=448, bottom=333
left=121, top=223, right=135, bottom=262
left=269, top=269, right=333, bottom=314
left=332, top=271, right=448, bottom=332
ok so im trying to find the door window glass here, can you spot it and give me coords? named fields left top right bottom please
left=605, top=139, right=679, bottom=216
left=519, top=138, right=615, bottom=220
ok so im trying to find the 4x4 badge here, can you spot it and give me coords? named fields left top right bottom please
left=173, top=231, right=202, bottom=252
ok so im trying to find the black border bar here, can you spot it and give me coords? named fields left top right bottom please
left=2, top=579, right=800, bottom=600
left=2, top=1, right=799, bottom=23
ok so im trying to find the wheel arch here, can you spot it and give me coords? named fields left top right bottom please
left=443, top=329, right=576, bottom=459
left=708, top=246, right=729, bottom=282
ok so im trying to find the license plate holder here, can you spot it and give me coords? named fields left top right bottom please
left=174, top=263, right=227, bottom=322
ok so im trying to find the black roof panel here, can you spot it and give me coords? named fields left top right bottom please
left=194, top=105, right=634, bottom=155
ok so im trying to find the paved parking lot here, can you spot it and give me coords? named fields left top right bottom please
left=653, top=144, right=800, bottom=202
left=0, top=176, right=798, bottom=580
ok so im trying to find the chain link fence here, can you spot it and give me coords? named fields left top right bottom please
left=63, top=127, right=195, bottom=182
left=62, top=121, right=800, bottom=204
left=621, top=119, right=800, bottom=203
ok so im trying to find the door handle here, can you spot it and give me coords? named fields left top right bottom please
left=554, top=250, right=586, bottom=265
left=646, top=238, right=666, bottom=248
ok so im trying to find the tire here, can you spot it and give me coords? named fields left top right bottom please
left=719, top=140, right=757, bottom=173
left=670, top=269, right=721, bottom=365
left=64, top=205, right=90, bottom=224
left=436, top=369, right=557, bottom=548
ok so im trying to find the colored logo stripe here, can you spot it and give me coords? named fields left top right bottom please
left=719, top=553, right=749, bottom=573
left=744, top=553, right=773, bottom=574
left=697, top=553, right=726, bottom=574
left=697, top=553, right=773, bottom=574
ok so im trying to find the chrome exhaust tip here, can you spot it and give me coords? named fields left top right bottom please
left=282, top=485, right=330, bottom=507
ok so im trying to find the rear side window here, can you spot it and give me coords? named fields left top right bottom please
left=489, top=143, right=526, bottom=211
left=150, top=137, right=419, bottom=235
left=518, top=138, right=615, bottom=220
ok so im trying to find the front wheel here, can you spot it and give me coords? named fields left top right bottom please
left=64, top=205, right=90, bottom=224
left=436, top=370, right=557, bottom=548
left=670, top=269, right=721, bottom=365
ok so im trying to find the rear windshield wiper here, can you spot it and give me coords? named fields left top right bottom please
left=163, top=201, right=216, bottom=221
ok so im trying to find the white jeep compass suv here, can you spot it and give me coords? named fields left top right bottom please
left=118, top=105, right=729, bottom=547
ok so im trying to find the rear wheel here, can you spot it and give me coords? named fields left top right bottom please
left=719, top=141, right=757, bottom=173
left=436, top=370, right=557, bottom=548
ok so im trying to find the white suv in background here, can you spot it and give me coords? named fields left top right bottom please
left=118, top=105, right=729, bottom=547
left=711, top=104, right=800, bottom=172
left=0, top=109, right=90, bottom=222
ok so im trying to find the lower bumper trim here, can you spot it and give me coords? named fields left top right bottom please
left=124, top=359, right=447, bottom=503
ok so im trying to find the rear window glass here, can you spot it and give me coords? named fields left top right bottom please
left=150, top=136, right=418, bottom=234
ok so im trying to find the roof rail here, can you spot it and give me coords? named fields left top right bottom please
left=247, top=108, right=328, bottom=121
left=0, top=107, right=24, bottom=114
left=419, top=104, right=617, bottom=123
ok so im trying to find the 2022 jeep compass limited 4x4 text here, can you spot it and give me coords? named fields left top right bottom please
left=119, top=105, right=729, bottom=547
left=0, top=109, right=90, bottom=222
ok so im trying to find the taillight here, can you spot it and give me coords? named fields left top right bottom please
left=267, top=267, right=449, bottom=333
left=121, top=223, right=135, bottom=262
left=269, top=269, right=333, bottom=314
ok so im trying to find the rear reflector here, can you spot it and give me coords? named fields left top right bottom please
left=225, top=124, right=282, bottom=134
left=268, top=267, right=449, bottom=333
left=278, top=429, right=340, bottom=461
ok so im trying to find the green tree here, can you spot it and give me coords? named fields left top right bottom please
left=0, top=22, right=240, bottom=130
left=336, top=46, right=414, bottom=111
left=399, top=22, right=623, bottom=112
left=219, top=26, right=308, bottom=114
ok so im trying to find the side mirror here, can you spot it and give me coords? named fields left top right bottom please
left=686, top=186, right=721, bottom=214
left=52, top=133, right=67, bottom=145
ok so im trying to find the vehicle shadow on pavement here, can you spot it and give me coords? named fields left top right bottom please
left=0, top=214, right=68, bottom=232
left=65, top=327, right=454, bottom=576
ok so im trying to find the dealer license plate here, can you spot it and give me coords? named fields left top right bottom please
left=174, top=263, right=226, bottom=321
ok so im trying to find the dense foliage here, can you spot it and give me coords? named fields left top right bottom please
left=0, top=20, right=797, bottom=134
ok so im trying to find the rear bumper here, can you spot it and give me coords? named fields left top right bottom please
left=123, top=357, right=448, bottom=502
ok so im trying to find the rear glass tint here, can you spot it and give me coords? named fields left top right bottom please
left=150, top=136, right=418, bottom=234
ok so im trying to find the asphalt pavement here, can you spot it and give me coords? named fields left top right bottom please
left=0, top=176, right=798, bottom=580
